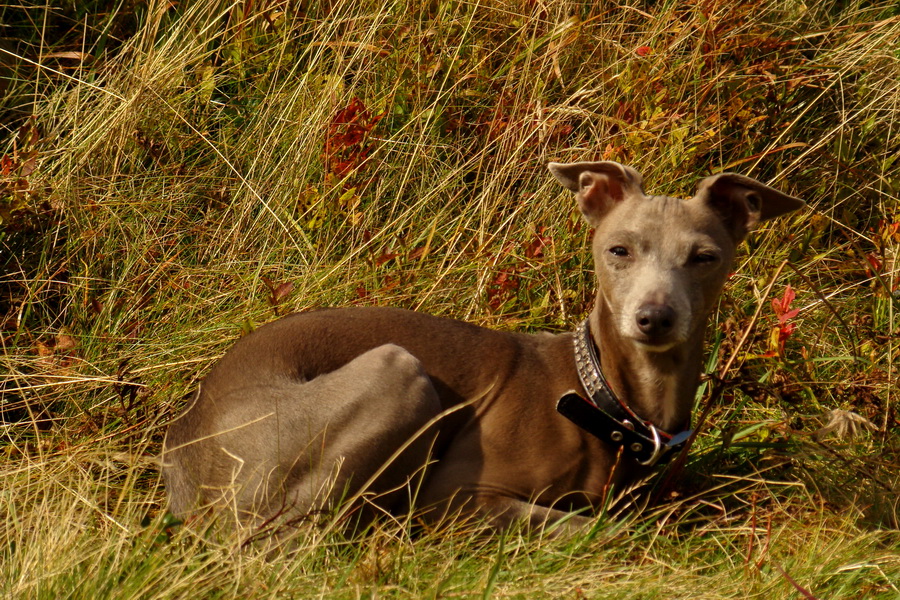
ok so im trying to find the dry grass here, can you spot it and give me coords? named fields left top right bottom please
left=1, top=0, right=899, bottom=597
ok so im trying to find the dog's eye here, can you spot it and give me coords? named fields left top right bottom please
left=692, top=252, right=718, bottom=264
left=609, top=246, right=630, bottom=257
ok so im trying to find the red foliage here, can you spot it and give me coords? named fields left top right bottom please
left=771, top=284, right=800, bottom=324
left=487, top=268, right=519, bottom=310
left=769, top=285, right=799, bottom=354
left=486, top=228, right=555, bottom=311
left=323, top=97, right=384, bottom=181
left=524, top=226, right=551, bottom=259
left=465, top=88, right=573, bottom=146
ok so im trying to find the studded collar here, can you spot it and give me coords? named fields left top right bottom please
left=555, top=319, right=692, bottom=466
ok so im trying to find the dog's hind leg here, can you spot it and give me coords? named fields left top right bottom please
left=163, top=343, right=442, bottom=528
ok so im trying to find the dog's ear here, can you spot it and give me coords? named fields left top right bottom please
left=694, top=173, right=805, bottom=241
left=548, top=161, right=644, bottom=226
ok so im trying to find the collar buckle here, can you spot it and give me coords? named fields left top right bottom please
left=638, top=423, right=665, bottom=467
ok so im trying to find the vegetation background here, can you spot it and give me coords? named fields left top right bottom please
left=1, top=0, right=898, bottom=598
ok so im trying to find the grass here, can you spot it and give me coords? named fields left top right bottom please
left=1, top=0, right=899, bottom=597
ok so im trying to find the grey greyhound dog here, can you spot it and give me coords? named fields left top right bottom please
left=162, top=161, right=804, bottom=534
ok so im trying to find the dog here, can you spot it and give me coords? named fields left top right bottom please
left=162, top=161, right=804, bottom=534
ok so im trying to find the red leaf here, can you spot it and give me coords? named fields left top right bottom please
left=332, top=160, right=355, bottom=176
left=524, top=226, right=552, bottom=259
left=771, top=285, right=799, bottom=323
left=273, top=282, right=294, bottom=303
left=487, top=269, right=520, bottom=310
left=377, top=276, right=399, bottom=293
left=324, top=97, right=385, bottom=180
left=375, top=251, right=399, bottom=266
left=778, top=322, right=796, bottom=344
left=865, top=253, right=883, bottom=272
left=20, top=156, right=36, bottom=177
left=635, top=45, right=652, bottom=57
left=781, top=308, right=800, bottom=323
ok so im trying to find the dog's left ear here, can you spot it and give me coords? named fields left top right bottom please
left=695, top=173, right=805, bottom=241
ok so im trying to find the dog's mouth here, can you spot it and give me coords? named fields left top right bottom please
left=629, top=326, right=688, bottom=351
left=632, top=336, right=679, bottom=352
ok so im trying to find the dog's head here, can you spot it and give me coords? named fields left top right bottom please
left=549, top=161, right=805, bottom=351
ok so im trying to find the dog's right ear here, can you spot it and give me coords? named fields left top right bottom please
left=548, top=161, right=644, bottom=226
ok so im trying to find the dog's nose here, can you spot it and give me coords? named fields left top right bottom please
left=636, top=304, right=676, bottom=337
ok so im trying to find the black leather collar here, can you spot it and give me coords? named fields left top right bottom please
left=556, top=319, right=692, bottom=466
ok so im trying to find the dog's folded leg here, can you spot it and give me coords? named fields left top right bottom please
left=164, top=343, right=443, bottom=531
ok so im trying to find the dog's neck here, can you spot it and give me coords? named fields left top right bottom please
left=587, top=296, right=704, bottom=433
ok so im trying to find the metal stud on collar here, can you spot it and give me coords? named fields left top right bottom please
left=573, top=320, right=605, bottom=400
